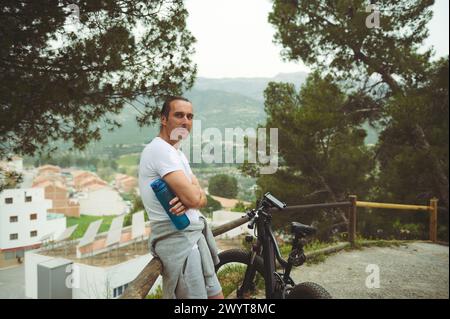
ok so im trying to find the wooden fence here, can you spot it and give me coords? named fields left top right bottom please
left=349, top=195, right=439, bottom=244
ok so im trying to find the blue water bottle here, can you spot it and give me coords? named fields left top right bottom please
left=150, top=178, right=190, bottom=230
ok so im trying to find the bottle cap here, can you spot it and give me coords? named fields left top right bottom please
left=150, top=178, right=165, bottom=192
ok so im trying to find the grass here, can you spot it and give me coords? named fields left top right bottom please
left=279, top=239, right=336, bottom=259
left=217, top=264, right=265, bottom=298
left=305, top=253, right=328, bottom=265
left=116, top=153, right=139, bottom=177
left=350, top=237, right=406, bottom=250
left=146, top=286, right=163, bottom=299
left=217, top=264, right=247, bottom=298
left=66, top=214, right=116, bottom=239
left=117, top=154, right=140, bottom=167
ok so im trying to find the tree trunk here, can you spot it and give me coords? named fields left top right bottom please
left=310, top=163, right=349, bottom=223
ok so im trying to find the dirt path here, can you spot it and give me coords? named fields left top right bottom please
left=290, top=242, right=449, bottom=299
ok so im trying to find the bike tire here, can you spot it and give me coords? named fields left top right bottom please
left=286, top=282, right=332, bottom=299
left=215, top=249, right=266, bottom=299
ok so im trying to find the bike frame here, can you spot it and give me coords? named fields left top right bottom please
left=241, top=206, right=294, bottom=299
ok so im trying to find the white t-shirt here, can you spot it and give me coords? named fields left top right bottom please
left=138, top=136, right=201, bottom=223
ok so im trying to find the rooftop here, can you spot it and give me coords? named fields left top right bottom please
left=38, top=164, right=61, bottom=172
left=32, top=179, right=67, bottom=190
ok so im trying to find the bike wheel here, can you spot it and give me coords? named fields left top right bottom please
left=286, top=282, right=332, bottom=299
left=215, top=249, right=266, bottom=299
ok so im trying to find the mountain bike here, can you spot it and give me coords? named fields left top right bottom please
left=215, top=192, right=332, bottom=299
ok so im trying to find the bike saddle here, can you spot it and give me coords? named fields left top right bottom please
left=291, top=222, right=316, bottom=237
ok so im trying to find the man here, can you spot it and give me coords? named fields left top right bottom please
left=138, top=96, right=224, bottom=299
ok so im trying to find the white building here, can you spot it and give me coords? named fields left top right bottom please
left=77, top=185, right=129, bottom=216
left=0, top=188, right=66, bottom=268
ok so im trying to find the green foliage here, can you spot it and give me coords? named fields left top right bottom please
left=208, top=174, right=238, bottom=198
left=278, top=240, right=339, bottom=260
left=0, top=0, right=196, bottom=160
left=305, top=253, right=328, bottom=265
left=117, top=154, right=140, bottom=167
left=242, top=73, right=375, bottom=234
left=217, top=264, right=265, bottom=298
left=146, top=285, right=163, bottom=299
left=0, top=168, right=23, bottom=192
left=185, top=89, right=267, bottom=129
left=97, top=167, right=115, bottom=183
left=124, top=192, right=147, bottom=227
left=199, top=194, right=222, bottom=217
left=114, top=153, right=140, bottom=178
left=67, top=215, right=116, bottom=239
left=194, top=72, right=308, bottom=101
left=279, top=243, right=292, bottom=259
left=372, top=58, right=449, bottom=240
left=231, top=201, right=250, bottom=212
left=392, top=220, right=425, bottom=240
left=256, top=1, right=448, bottom=239
left=269, top=0, right=433, bottom=91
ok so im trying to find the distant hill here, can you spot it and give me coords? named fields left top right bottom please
left=193, top=72, right=309, bottom=101
left=184, top=89, right=266, bottom=129
left=83, top=88, right=266, bottom=154
left=86, top=73, right=304, bottom=151
left=73, top=71, right=378, bottom=153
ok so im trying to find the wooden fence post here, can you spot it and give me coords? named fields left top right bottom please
left=429, top=198, right=438, bottom=243
left=348, top=195, right=357, bottom=246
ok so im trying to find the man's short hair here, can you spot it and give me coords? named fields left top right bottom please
left=160, top=96, right=191, bottom=119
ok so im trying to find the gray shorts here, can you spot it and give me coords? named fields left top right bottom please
left=175, top=246, right=222, bottom=299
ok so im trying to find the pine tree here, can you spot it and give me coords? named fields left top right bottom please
left=0, top=0, right=196, bottom=159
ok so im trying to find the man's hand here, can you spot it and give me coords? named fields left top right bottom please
left=169, top=196, right=187, bottom=216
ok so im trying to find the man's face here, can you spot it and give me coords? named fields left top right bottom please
left=162, top=99, right=194, bottom=141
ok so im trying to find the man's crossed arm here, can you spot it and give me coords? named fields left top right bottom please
left=163, top=170, right=207, bottom=216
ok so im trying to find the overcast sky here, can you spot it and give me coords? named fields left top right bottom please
left=185, top=0, right=450, bottom=78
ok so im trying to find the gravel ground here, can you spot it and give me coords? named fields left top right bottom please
left=290, top=242, right=449, bottom=299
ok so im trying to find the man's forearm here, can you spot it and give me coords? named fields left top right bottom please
left=193, top=183, right=207, bottom=208
left=191, top=175, right=207, bottom=208
left=200, top=188, right=207, bottom=207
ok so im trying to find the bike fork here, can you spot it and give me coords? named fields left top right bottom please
left=238, top=249, right=260, bottom=298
